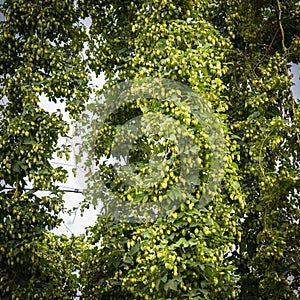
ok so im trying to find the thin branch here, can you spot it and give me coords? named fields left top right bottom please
left=276, top=0, right=287, bottom=52
left=252, top=28, right=279, bottom=75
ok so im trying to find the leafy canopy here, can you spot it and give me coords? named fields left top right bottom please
left=0, top=0, right=299, bottom=299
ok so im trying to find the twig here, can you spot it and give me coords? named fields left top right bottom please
left=252, top=28, right=279, bottom=75
left=276, top=0, right=287, bottom=52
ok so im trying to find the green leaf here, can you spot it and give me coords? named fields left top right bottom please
left=164, top=279, right=177, bottom=292
left=231, top=181, right=240, bottom=189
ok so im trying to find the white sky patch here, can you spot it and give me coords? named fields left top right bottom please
left=290, top=63, right=300, bottom=100
left=49, top=71, right=105, bottom=237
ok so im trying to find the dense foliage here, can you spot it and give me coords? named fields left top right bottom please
left=0, top=0, right=299, bottom=299
left=0, top=0, right=89, bottom=298
left=200, top=1, right=300, bottom=297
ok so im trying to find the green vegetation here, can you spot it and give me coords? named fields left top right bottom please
left=0, top=0, right=299, bottom=299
